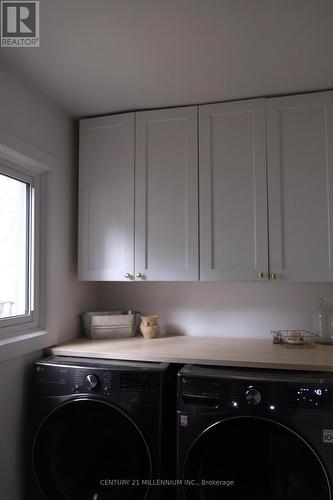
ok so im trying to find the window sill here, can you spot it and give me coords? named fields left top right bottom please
left=0, top=329, right=53, bottom=362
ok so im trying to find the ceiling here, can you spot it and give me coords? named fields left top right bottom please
left=1, top=0, right=333, bottom=117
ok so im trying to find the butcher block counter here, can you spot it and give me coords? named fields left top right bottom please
left=49, top=336, right=333, bottom=372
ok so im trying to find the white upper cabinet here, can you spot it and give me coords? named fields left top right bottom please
left=78, top=114, right=135, bottom=281
left=135, top=107, right=198, bottom=280
left=199, top=98, right=268, bottom=281
left=267, top=91, right=333, bottom=281
left=78, top=91, right=333, bottom=282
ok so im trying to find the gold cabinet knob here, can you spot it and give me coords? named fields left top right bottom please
left=258, top=272, right=265, bottom=279
left=124, top=272, right=133, bottom=280
left=271, top=273, right=278, bottom=280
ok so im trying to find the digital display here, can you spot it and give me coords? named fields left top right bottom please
left=289, top=387, right=332, bottom=409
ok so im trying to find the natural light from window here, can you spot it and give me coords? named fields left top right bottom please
left=0, top=173, right=28, bottom=319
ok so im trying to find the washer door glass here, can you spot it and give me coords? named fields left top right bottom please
left=33, top=399, right=151, bottom=500
left=184, top=416, right=330, bottom=500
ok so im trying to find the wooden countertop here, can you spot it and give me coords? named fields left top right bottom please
left=49, top=336, right=333, bottom=372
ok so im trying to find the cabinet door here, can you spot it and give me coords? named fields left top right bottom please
left=78, top=114, right=134, bottom=280
left=135, top=107, right=198, bottom=281
left=267, top=91, right=333, bottom=281
left=199, top=98, right=268, bottom=281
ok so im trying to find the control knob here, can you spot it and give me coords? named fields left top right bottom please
left=86, top=373, right=98, bottom=390
left=245, top=387, right=261, bottom=406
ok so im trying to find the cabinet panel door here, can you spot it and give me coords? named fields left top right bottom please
left=78, top=114, right=134, bottom=280
left=199, top=98, right=268, bottom=281
left=267, top=91, right=333, bottom=281
left=135, top=107, right=198, bottom=281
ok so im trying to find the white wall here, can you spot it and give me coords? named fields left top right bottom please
left=0, top=350, right=42, bottom=499
left=0, top=61, right=98, bottom=499
left=0, top=62, right=99, bottom=344
left=98, top=282, right=333, bottom=338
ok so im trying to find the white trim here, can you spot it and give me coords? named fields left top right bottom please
left=0, top=163, right=40, bottom=333
left=0, top=126, right=56, bottom=173
left=0, top=161, right=34, bottom=184
left=0, top=330, right=53, bottom=362
left=0, top=127, right=54, bottom=347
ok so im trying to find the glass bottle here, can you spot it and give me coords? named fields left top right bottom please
left=315, top=296, right=333, bottom=345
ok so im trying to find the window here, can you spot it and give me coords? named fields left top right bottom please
left=0, top=162, right=39, bottom=333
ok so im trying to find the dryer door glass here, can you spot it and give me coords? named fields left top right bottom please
left=33, top=399, right=151, bottom=500
left=183, top=416, right=330, bottom=500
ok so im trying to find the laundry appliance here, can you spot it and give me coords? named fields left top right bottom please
left=177, top=364, right=333, bottom=500
left=30, top=355, right=176, bottom=500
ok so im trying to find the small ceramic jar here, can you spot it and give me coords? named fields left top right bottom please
left=140, top=315, right=159, bottom=339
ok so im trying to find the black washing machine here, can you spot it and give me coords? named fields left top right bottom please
left=177, top=364, right=333, bottom=500
left=30, top=356, right=176, bottom=500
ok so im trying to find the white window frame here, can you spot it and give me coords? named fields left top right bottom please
left=0, top=159, right=42, bottom=339
left=0, top=126, right=58, bottom=361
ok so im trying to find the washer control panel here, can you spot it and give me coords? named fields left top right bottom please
left=34, top=357, right=165, bottom=400
left=120, top=373, right=159, bottom=392
left=289, top=387, right=332, bottom=409
left=72, top=370, right=112, bottom=395
left=178, top=366, right=333, bottom=414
